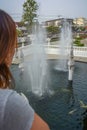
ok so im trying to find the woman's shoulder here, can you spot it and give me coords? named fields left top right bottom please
left=0, top=88, right=34, bottom=113
left=0, top=88, right=29, bottom=105
left=0, top=88, right=17, bottom=97
left=0, top=89, right=34, bottom=130
left=0, top=88, right=15, bottom=101
left=0, top=89, right=26, bottom=100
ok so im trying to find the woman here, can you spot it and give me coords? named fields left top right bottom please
left=0, top=9, right=50, bottom=130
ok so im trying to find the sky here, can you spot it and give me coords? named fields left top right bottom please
left=0, top=0, right=87, bottom=22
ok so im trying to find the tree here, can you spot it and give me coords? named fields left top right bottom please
left=46, top=26, right=60, bottom=36
left=16, top=28, right=23, bottom=37
left=22, top=0, right=38, bottom=27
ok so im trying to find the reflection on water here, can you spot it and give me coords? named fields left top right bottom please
left=10, top=61, right=87, bottom=130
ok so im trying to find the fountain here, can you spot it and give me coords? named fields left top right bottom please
left=19, top=22, right=48, bottom=96
left=55, top=19, right=73, bottom=72
left=54, top=19, right=74, bottom=86
left=18, top=19, right=75, bottom=95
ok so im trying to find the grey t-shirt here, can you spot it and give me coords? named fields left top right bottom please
left=0, top=89, right=34, bottom=130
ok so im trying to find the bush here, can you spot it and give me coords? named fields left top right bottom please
left=74, top=39, right=84, bottom=46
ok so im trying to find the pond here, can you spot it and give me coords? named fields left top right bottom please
left=11, top=61, right=87, bottom=130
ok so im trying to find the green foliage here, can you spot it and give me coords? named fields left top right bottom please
left=74, top=38, right=84, bottom=46
left=18, top=21, right=25, bottom=26
left=16, top=29, right=23, bottom=37
left=46, top=26, right=60, bottom=35
left=79, top=26, right=85, bottom=31
left=22, top=0, right=38, bottom=26
left=75, top=37, right=82, bottom=40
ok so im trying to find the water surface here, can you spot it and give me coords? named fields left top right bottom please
left=11, top=61, right=87, bottom=130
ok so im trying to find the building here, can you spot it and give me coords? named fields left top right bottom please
left=73, top=17, right=87, bottom=27
left=43, top=18, right=73, bottom=28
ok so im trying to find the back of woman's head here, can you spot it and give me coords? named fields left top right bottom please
left=0, top=9, right=17, bottom=88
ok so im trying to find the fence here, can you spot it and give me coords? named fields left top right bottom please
left=17, top=44, right=87, bottom=57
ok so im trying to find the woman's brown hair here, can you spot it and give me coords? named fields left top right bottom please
left=0, top=9, right=17, bottom=88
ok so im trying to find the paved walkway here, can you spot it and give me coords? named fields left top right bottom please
left=47, top=54, right=87, bottom=63
left=74, top=56, right=87, bottom=63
